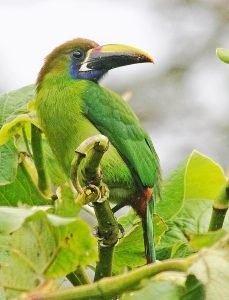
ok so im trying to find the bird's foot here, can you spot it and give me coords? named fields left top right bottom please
left=97, top=182, right=110, bottom=203
left=93, top=222, right=125, bottom=247
left=93, top=226, right=119, bottom=247
left=84, top=182, right=109, bottom=205
left=83, top=184, right=101, bottom=205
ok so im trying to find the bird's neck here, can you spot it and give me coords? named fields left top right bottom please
left=36, top=64, right=73, bottom=92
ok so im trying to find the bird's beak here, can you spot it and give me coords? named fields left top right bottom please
left=79, top=44, right=154, bottom=72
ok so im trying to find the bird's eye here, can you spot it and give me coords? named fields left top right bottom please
left=72, top=49, right=84, bottom=60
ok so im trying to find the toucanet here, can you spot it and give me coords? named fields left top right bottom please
left=35, top=38, right=161, bottom=263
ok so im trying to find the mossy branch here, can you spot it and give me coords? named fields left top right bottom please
left=93, top=200, right=120, bottom=281
left=27, top=256, right=194, bottom=300
left=70, top=134, right=120, bottom=281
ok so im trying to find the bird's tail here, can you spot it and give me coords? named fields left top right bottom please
left=142, top=195, right=156, bottom=263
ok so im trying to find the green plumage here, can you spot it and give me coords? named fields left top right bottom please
left=36, top=38, right=160, bottom=263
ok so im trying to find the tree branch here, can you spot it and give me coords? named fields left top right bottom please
left=93, top=200, right=119, bottom=281
left=28, top=256, right=194, bottom=300
left=70, top=134, right=120, bottom=281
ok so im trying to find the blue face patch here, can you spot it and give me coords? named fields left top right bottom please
left=70, top=61, right=106, bottom=82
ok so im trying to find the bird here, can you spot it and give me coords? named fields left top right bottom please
left=35, top=38, right=160, bottom=264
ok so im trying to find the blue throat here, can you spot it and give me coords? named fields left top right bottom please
left=70, top=61, right=106, bottom=82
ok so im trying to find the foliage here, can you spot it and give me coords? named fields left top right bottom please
left=216, top=48, right=229, bottom=64
left=0, top=80, right=228, bottom=299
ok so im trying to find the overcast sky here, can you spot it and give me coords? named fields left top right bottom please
left=0, top=0, right=228, bottom=173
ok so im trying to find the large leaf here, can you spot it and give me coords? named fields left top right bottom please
left=122, top=236, right=229, bottom=300
left=113, top=209, right=167, bottom=273
left=189, top=230, right=227, bottom=251
left=156, top=220, right=194, bottom=261
left=188, top=235, right=229, bottom=300
left=182, top=274, right=205, bottom=300
left=0, top=141, right=18, bottom=185
left=156, top=158, right=187, bottom=220
left=0, top=158, right=48, bottom=206
left=184, top=151, right=227, bottom=201
left=156, top=151, right=227, bottom=220
left=0, top=113, right=39, bottom=146
left=121, top=279, right=183, bottom=300
left=0, top=207, right=97, bottom=298
left=54, top=184, right=81, bottom=217
left=157, top=197, right=229, bottom=260
left=0, top=85, right=35, bottom=186
left=156, top=151, right=228, bottom=260
left=121, top=275, right=205, bottom=300
left=0, top=85, right=34, bottom=127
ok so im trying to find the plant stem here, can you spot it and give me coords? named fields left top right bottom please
left=67, top=266, right=91, bottom=286
left=208, top=207, right=228, bottom=231
left=208, top=183, right=229, bottom=231
left=66, top=272, right=82, bottom=286
left=93, top=200, right=120, bottom=281
left=22, top=126, right=33, bottom=157
left=31, top=124, right=50, bottom=195
left=28, top=257, right=194, bottom=300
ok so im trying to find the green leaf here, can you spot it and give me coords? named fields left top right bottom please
left=182, top=274, right=205, bottom=300
left=175, top=199, right=212, bottom=234
left=121, top=236, right=229, bottom=300
left=156, top=221, right=194, bottom=260
left=54, top=184, right=82, bottom=217
left=0, top=206, right=51, bottom=233
left=157, top=197, right=228, bottom=260
left=121, top=280, right=183, bottom=300
left=170, top=241, right=193, bottom=259
left=0, top=113, right=39, bottom=146
left=216, top=48, right=229, bottom=64
left=0, top=159, right=48, bottom=206
left=189, top=230, right=227, bottom=251
left=156, top=151, right=227, bottom=220
left=188, top=235, right=229, bottom=300
left=184, top=151, right=227, bottom=201
left=0, top=85, right=35, bottom=128
left=0, top=85, right=35, bottom=186
left=113, top=210, right=167, bottom=273
left=0, top=141, right=18, bottom=185
left=156, top=149, right=228, bottom=260
left=0, top=207, right=97, bottom=298
left=156, top=158, right=187, bottom=220
left=156, top=198, right=221, bottom=260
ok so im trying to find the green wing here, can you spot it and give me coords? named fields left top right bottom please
left=81, top=83, right=160, bottom=189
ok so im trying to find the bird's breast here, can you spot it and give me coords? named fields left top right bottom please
left=36, top=83, right=137, bottom=202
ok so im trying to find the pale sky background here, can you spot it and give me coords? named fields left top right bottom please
left=0, top=0, right=228, bottom=175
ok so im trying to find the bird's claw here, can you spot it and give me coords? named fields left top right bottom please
left=93, top=222, right=124, bottom=247
left=99, top=239, right=117, bottom=247
left=96, top=183, right=110, bottom=203
left=84, top=182, right=109, bottom=205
